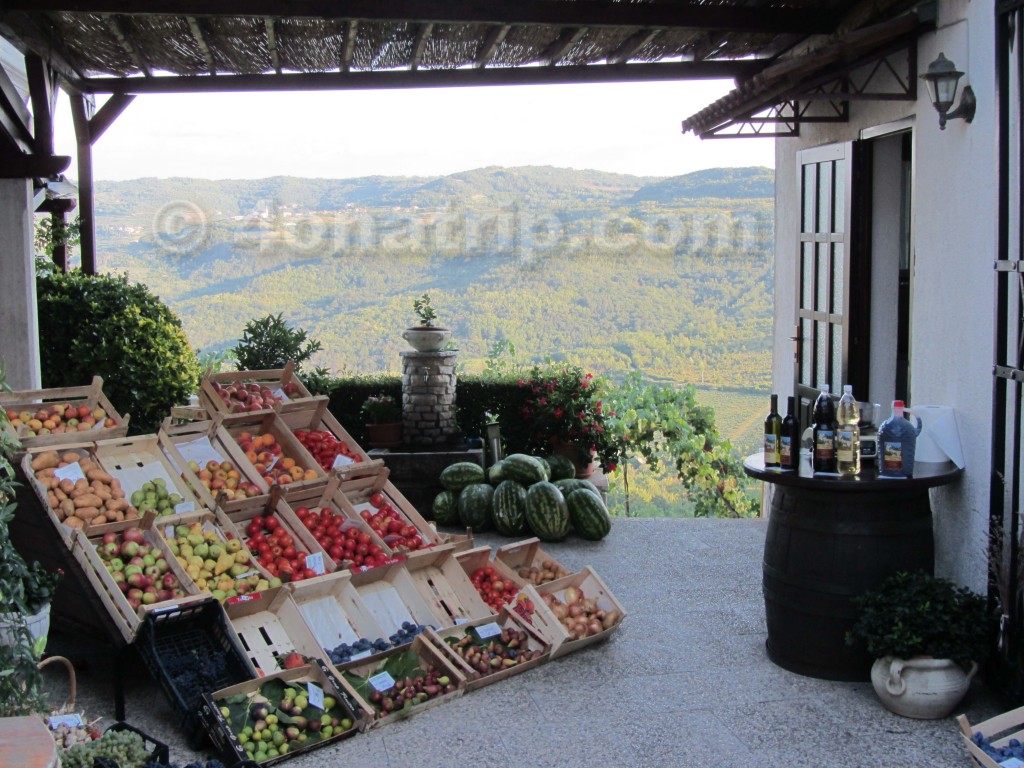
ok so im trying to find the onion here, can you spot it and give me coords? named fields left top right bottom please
left=581, top=598, right=597, bottom=614
left=564, top=586, right=581, bottom=605
left=574, top=621, right=589, bottom=637
left=587, top=619, right=603, bottom=636
left=602, top=609, right=621, bottom=629
left=568, top=604, right=585, bottom=619
left=552, top=604, right=568, bottom=620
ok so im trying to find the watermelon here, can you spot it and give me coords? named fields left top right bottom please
left=525, top=481, right=570, bottom=542
left=441, top=461, right=485, bottom=492
left=502, top=454, right=548, bottom=486
left=492, top=480, right=528, bottom=536
left=554, top=478, right=600, bottom=496
left=487, top=460, right=507, bottom=485
left=567, top=489, right=612, bottom=541
left=431, top=490, right=460, bottom=526
left=458, top=483, right=494, bottom=531
left=544, top=453, right=576, bottom=482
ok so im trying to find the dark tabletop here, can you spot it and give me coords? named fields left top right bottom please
left=743, top=453, right=962, bottom=492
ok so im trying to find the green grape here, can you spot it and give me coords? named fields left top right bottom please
left=61, top=729, right=150, bottom=768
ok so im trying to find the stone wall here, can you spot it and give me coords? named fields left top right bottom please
left=400, top=350, right=458, bottom=445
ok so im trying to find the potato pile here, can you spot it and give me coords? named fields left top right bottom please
left=30, top=450, right=139, bottom=530
left=515, top=558, right=572, bottom=586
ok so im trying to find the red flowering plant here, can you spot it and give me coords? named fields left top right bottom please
left=517, top=363, right=621, bottom=473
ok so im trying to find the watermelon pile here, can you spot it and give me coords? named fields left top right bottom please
left=432, top=454, right=612, bottom=542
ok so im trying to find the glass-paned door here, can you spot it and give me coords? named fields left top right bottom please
left=795, top=143, right=854, bottom=427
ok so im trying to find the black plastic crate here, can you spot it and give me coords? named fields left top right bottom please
left=135, top=597, right=256, bottom=749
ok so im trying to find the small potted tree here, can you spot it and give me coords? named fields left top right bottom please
left=360, top=394, right=402, bottom=449
left=401, top=294, right=451, bottom=353
left=846, top=570, right=989, bottom=719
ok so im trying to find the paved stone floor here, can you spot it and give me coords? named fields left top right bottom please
left=41, top=518, right=1004, bottom=768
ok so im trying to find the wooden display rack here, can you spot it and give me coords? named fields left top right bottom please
left=197, top=362, right=315, bottom=416
left=425, top=608, right=549, bottom=692
left=334, top=635, right=466, bottom=730
left=277, top=397, right=373, bottom=468
left=223, top=586, right=327, bottom=675
left=288, top=571, right=389, bottom=654
left=0, top=376, right=128, bottom=453
left=509, top=566, right=626, bottom=659
left=219, top=411, right=326, bottom=492
left=404, top=546, right=494, bottom=628
left=347, top=561, right=439, bottom=636
left=455, top=545, right=526, bottom=595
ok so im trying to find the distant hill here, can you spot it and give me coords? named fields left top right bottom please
left=631, top=167, right=775, bottom=203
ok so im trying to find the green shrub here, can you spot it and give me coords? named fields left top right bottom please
left=36, top=271, right=201, bottom=434
left=232, top=313, right=323, bottom=373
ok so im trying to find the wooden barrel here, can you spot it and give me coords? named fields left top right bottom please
left=762, top=483, right=934, bottom=681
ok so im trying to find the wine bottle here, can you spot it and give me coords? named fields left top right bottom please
left=764, top=394, right=782, bottom=467
left=836, top=384, right=861, bottom=476
left=811, top=384, right=837, bottom=473
left=780, top=395, right=800, bottom=470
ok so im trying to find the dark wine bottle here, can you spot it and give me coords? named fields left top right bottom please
left=780, top=395, right=800, bottom=470
left=764, top=393, right=782, bottom=467
left=812, top=384, right=837, bottom=473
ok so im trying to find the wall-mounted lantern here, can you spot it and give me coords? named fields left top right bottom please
left=921, top=52, right=976, bottom=130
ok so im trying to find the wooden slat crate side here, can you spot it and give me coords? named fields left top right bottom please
left=348, top=563, right=439, bottom=635
left=495, top=537, right=575, bottom=585
left=404, top=545, right=493, bottom=628
left=220, top=411, right=326, bottom=492
left=958, top=707, right=1024, bottom=768
left=532, top=566, right=627, bottom=660
left=288, top=571, right=389, bottom=649
left=1, top=376, right=129, bottom=451
left=68, top=529, right=137, bottom=643
left=198, top=362, right=315, bottom=416
left=93, top=433, right=207, bottom=514
left=455, top=546, right=525, bottom=591
left=277, top=398, right=373, bottom=466
left=224, top=587, right=328, bottom=675
left=225, top=494, right=336, bottom=576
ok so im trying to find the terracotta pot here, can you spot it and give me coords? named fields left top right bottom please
left=402, top=327, right=451, bottom=353
left=365, top=422, right=403, bottom=449
left=870, top=656, right=977, bottom=719
left=551, top=439, right=597, bottom=478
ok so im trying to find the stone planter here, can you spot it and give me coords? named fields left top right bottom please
left=870, top=655, right=977, bottom=719
left=402, top=327, right=451, bottom=353
left=0, top=603, right=51, bottom=651
left=365, top=422, right=403, bottom=449
left=551, top=439, right=597, bottom=478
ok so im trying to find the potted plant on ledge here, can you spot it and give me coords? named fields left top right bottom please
left=846, top=570, right=989, bottom=719
left=402, top=293, right=451, bottom=353
left=361, top=393, right=403, bottom=449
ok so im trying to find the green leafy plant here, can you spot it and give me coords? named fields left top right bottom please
left=233, top=313, right=324, bottom=373
left=360, top=394, right=401, bottom=424
left=605, top=372, right=755, bottom=518
left=412, top=294, right=439, bottom=328
left=517, top=363, right=621, bottom=473
left=36, top=271, right=201, bottom=434
left=846, top=570, right=989, bottom=667
left=0, top=361, right=62, bottom=717
left=34, top=215, right=81, bottom=272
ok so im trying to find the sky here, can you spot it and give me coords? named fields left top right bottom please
left=51, top=79, right=774, bottom=181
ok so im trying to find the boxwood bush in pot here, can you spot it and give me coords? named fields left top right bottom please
left=847, top=570, right=989, bottom=719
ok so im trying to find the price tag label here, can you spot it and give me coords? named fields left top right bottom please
left=475, top=622, right=502, bottom=639
left=174, top=501, right=195, bottom=515
left=332, top=453, right=355, bottom=468
left=48, top=714, right=84, bottom=729
left=999, top=759, right=1024, bottom=768
left=307, top=682, right=325, bottom=710
left=165, top=524, right=174, bottom=539
left=305, top=552, right=326, bottom=575
left=54, top=462, right=86, bottom=483
left=350, top=649, right=373, bottom=661
left=454, top=617, right=470, bottom=625
left=368, top=671, right=395, bottom=692
left=272, top=387, right=290, bottom=402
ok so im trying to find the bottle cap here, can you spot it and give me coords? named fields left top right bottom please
left=820, top=384, right=830, bottom=392
left=893, top=400, right=905, bottom=408
left=843, top=385, right=853, bottom=394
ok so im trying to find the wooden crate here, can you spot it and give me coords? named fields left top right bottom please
left=220, top=411, right=326, bottom=493
left=165, top=405, right=210, bottom=425
left=198, top=362, right=315, bottom=417
left=223, top=586, right=328, bottom=675
left=341, top=468, right=442, bottom=548
left=158, top=421, right=271, bottom=513
left=20, top=443, right=106, bottom=547
left=959, top=705, right=1024, bottom=768
left=456, top=545, right=526, bottom=592
left=94, top=434, right=208, bottom=519
left=288, top=571, right=389, bottom=654
left=152, top=509, right=272, bottom=601
left=200, top=660, right=372, bottom=761
left=277, top=397, right=373, bottom=470
left=333, top=634, right=465, bottom=730
left=495, top=537, right=576, bottom=586
left=283, top=478, right=398, bottom=572
left=425, top=609, right=549, bottom=692
left=511, top=566, right=626, bottom=659
left=69, top=514, right=202, bottom=643
left=225, top=490, right=335, bottom=579
left=0, top=376, right=128, bottom=453
left=404, top=546, right=494, bottom=628
left=348, top=561, right=439, bottom=635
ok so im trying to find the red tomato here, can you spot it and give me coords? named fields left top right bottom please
left=264, top=516, right=280, bottom=532
left=282, top=545, right=297, bottom=559
left=368, top=491, right=385, bottom=508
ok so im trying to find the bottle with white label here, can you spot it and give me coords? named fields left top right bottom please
left=811, top=384, right=837, bottom=473
left=836, top=385, right=861, bottom=476
left=878, top=400, right=922, bottom=478
left=763, top=394, right=782, bottom=467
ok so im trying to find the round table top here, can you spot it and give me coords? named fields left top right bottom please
left=743, top=453, right=962, bottom=492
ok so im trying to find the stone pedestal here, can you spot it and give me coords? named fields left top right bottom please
left=400, top=350, right=459, bottom=445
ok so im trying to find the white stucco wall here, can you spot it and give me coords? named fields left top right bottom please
left=772, top=0, right=994, bottom=591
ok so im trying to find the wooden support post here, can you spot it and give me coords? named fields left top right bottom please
left=69, top=94, right=96, bottom=275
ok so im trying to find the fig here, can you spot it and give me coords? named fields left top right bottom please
left=291, top=716, right=307, bottom=730
left=369, top=690, right=382, bottom=704
left=381, top=697, right=394, bottom=712
left=307, top=719, right=321, bottom=733
left=251, top=703, right=270, bottom=721
left=424, top=684, right=440, bottom=696
left=438, top=676, right=450, bottom=686
left=444, top=683, right=456, bottom=693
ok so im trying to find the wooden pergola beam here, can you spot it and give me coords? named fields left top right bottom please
left=0, top=152, right=70, bottom=179
left=0, top=63, right=34, bottom=153
left=1, top=1, right=834, bottom=35
left=186, top=15, right=217, bottom=75
left=265, top=17, right=281, bottom=75
left=409, top=22, right=433, bottom=71
left=607, top=29, right=663, bottom=65
left=78, top=59, right=761, bottom=93
left=0, top=12, right=86, bottom=92
left=542, top=27, right=588, bottom=66
left=103, top=13, right=152, bottom=77
left=26, top=54, right=58, bottom=156
left=474, top=24, right=509, bottom=69
left=89, top=93, right=135, bottom=142
left=339, top=19, right=357, bottom=72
